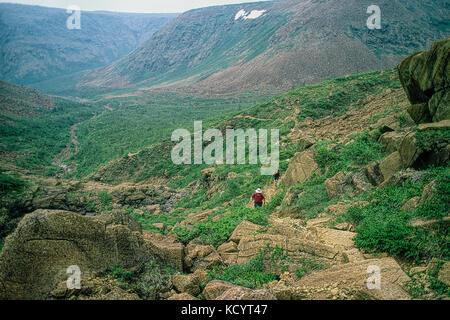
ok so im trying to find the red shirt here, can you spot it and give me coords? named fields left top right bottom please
left=251, top=193, right=265, bottom=203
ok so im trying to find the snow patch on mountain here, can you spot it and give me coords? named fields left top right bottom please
left=234, top=9, right=266, bottom=21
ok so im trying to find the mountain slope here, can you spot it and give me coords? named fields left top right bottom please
left=0, top=80, right=100, bottom=174
left=79, top=0, right=449, bottom=95
left=0, top=80, right=55, bottom=117
left=0, top=4, right=177, bottom=85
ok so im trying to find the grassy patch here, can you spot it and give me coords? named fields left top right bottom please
left=207, top=246, right=287, bottom=289
left=295, top=257, right=327, bottom=279
left=173, top=206, right=271, bottom=247
left=105, top=256, right=173, bottom=300
left=131, top=207, right=189, bottom=234
left=315, top=130, right=385, bottom=175
left=98, top=191, right=113, bottom=211
left=416, top=128, right=450, bottom=152
left=0, top=173, right=26, bottom=196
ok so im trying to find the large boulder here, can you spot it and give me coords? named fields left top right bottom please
left=184, top=242, right=223, bottom=272
left=171, top=270, right=207, bottom=297
left=407, top=103, right=431, bottom=124
left=267, top=258, right=411, bottom=300
left=237, top=234, right=287, bottom=264
left=143, top=232, right=184, bottom=272
left=229, top=220, right=262, bottom=243
left=379, top=151, right=403, bottom=182
left=217, top=241, right=239, bottom=265
left=325, top=172, right=348, bottom=199
left=378, top=131, right=405, bottom=154
left=281, top=149, right=320, bottom=188
left=0, top=209, right=149, bottom=300
left=429, top=90, right=450, bottom=122
left=398, top=38, right=449, bottom=123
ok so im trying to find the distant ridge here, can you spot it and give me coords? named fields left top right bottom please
left=79, top=0, right=450, bottom=95
left=0, top=3, right=178, bottom=85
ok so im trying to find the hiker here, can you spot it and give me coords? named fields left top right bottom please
left=273, top=169, right=280, bottom=186
left=250, top=188, right=266, bottom=208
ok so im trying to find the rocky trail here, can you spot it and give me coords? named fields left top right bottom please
left=52, top=104, right=112, bottom=177
left=52, top=123, right=79, bottom=175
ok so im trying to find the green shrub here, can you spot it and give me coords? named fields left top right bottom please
left=427, top=260, right=450, bottom=297
left=416, top=128, right=450, bottom=152
left=416, top=167, right=450, bottom=219
left=0, top=173, right=26, bottom=196
left=315, top=131, right=384, bottom=175
left=207, top=247, right=285, bottom=288
left=343, top=171, right=449, bottom=261
left=105, top=255, right=171, bottom=300
left=107, top=265, right=134, bottom=283
left=295, top=257, right=326, bottom=279
left=98, top=191, right=112, bottom=211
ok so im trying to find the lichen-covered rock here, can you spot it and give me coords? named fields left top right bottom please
left=379, top=151, right=403, bottom=182
left=167, top=292, right=199, bottom=300
left=217, top=241, right=239, bottom=265
left=0, top=209, right=150, bottom=299
left=378, top=131, right=405, bottom=154
left=184, top=243, right=223, bottom=272
left=429, top=90, right=450, bottom=122
left=143, top=231, right=184, bottom=272
left=281, top=149, right=320, bottom=188
left=171, top=270, right=206, bottom=297
left=417, top=119, right=450, bottom=131
left=365, top=161, right=384, bottom=186
left=229, top=220, right=262, bottom=243
left=399, top=132, right=422, bottom=168
left=398, top=38, right=449, bottom=105
left=297, top=135, right=315, bottom=152
left=398, top=38, right=449, bottom=123
left=215, top=286, right=276, bottom=300
left=325, top=171, right=347, bottom=199
left=267, top=258, right=411, bottom=300
left=407, top=103, right=431, bottom=124
left=203, top=281, right=236, bottom=300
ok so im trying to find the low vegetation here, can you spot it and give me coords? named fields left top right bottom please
left=0, top=97, right=99, bottom=174
left=0, top=173, right=28, bottom=241
left=339, top=167, right=449, bottom=261
left=105, top=255, right=174, bottom=300
left=207, top=246, right=286, bottom=289
left=286, top=131, right=386, bottom=219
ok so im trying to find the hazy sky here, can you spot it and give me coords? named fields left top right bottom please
left=0, top=0, right=270, bottom=13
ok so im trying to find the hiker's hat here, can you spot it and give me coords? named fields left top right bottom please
left=256, top=188, right=262, bottom=194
